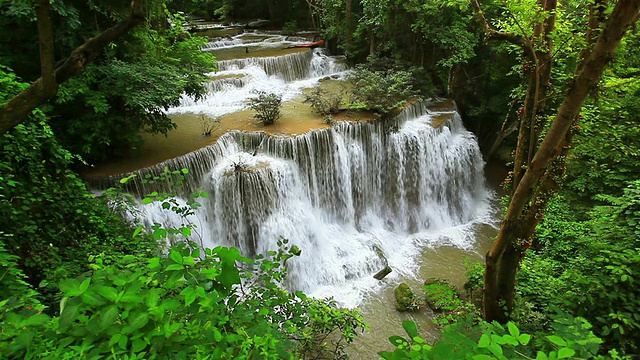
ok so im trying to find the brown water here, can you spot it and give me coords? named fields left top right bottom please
left=84, top=86, right=376, bottom=177
left=346, top=222, right=498, bottom=359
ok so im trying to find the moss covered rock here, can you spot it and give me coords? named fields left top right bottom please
left=394, top=283, right=421, bottom=311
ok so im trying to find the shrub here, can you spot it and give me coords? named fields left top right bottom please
left=247, top=91, right=282, bottom=125
left=347, top=60, right=420, bottom=116
left=303, top=87, right=344, bottom=116
left=199, top=114, right=220, bottom=136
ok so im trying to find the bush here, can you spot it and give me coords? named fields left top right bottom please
left=247, top=91, right=282, bottom=125
left=199, top=114, right=220, bottom=136
left=346, top=59, right=421, bottom=116
left=0, top=242, right=365, bottom=359
left=303, top=87, right=344, bottom=116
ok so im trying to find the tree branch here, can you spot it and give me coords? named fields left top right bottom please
left=470, top=0, right=534, bottom=59
left=0, top=0, right=146, bottom=135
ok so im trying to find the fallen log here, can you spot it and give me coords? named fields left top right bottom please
left=286, top=39, right=325, bottom=49
left=373, top=266, right=392, bottom=280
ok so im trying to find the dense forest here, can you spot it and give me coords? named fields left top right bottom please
left=1, top=0, right=639, bottom=359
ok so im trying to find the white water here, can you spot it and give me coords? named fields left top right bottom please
left=171, top=31, right=346, bottom=118
left=120, top=34, right=494, bottom=308
left=132, top=107, right=493, bottom=307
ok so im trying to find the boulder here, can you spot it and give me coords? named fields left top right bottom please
left=394, top=283, right=420, bottom=311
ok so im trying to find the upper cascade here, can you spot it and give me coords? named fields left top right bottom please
left=168, top=48, right=347, bottom=118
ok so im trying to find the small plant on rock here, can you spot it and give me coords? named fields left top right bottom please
left=247, top=91, right=282, bottom=125
left=199, top=114, right=220, bottom=136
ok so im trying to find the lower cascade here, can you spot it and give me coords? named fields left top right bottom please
left=127, top=102, right=494, bottom=307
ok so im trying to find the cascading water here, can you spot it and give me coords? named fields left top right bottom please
left=97, top=31, right=494, bottom=308
left=132, top=103, right=493, bottom=307
left=168, top=48, right=346, bottom=118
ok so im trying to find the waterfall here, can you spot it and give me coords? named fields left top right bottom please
left=119, top=103, right=493, bottom=307
left=87, top=33, right=493, bottom=307
left=217, top=49, right=345, bottom=82
left=167, top=48, right=346, bottom=118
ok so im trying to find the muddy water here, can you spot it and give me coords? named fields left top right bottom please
left=84, top=96, right=375, bottom=176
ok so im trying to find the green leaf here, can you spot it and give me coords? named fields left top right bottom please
left=518, top=333, right=531, bottom=345
left=478, top=334, right=490, bottom=348
left=170, top=249, right=184, bottom=264
left=153, top=228, right=167, bottom=239
left=81, top=291, right=104, bottom=306
left=547, top=335, right=568, bottom=347
left=507, top=322, right=520, bottom=338
left=79, top=278, right=91, bottom=294
left=59, top=278, right=81, bottom=296
left=133, top=226, right=143, bottom=237
left=389, top=335, right=407, bottom=346
left=100, top=305, right=119, bottom=331
left=129, top=312, right=149, bottom=330
left=502, top=334, right=519, bottom=346
left=536, top=352, right=549, bottom=360
left=166, top=263, right=185, bottom=271
left=181, top=287, right=196, bottom=306
left=148, top=257, right=160, bottom=269
left=146, top=288, right=161, bottom=308
left=402, top=320, right=419, bottom=339
left=96, top=286, right=119, bottom=302
left=141, top=197, right=154, bottom=205
left=59, top=304, right=80, bottom=331
left=132, top=338, right=147, bottom=352
left=557, top=347, right=575, bottom=359
left=473, top=356, right=495, bottom=360
left=23, top=313, right=50, bottom=327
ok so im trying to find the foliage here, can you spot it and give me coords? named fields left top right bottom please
left=303, top=87, right=344, bottom=116
left=423, top=280, right=463, bottom=313
left=0, top=66, right=156, bottom=308
left=247, top=91, right=283, bottom=125
left=0, top=240, right=364, bottom=359
left=379, top=317, right=602, bottom=360
left=347, top=61, right=419, bottom=116
left=0, top=2, right=215, bottom=164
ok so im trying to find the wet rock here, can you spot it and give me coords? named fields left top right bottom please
left=395, top=283, right=421, bottom=311
left=373, top=266, right=392, bottom=280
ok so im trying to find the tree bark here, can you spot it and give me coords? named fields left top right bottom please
left=482, top=0, right=640, bottom=323
left=345, top=0, right=353, bottom=47
left=0, top=0, right=146, bottom=135
left=35, top=0, right=57, bottom=98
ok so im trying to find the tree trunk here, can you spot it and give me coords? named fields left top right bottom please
left=35, top=0, right=57, bottom=98
left=482, top=0, right=640, bottom=323
left=345, top=0, right=353, bottom=47
left=0, top=0, right=146, bottom=135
